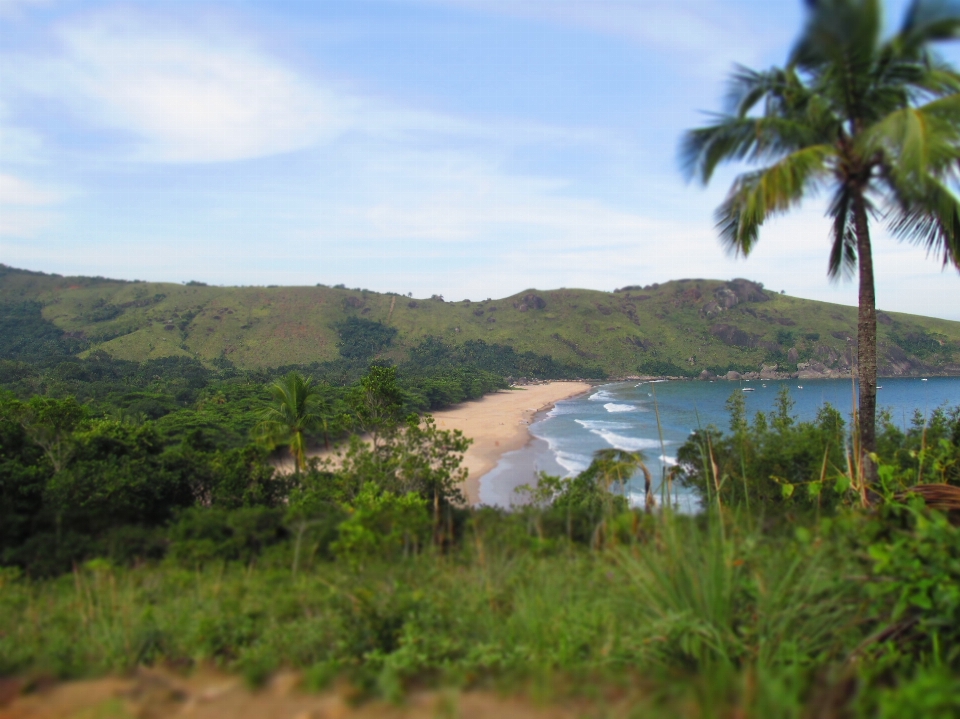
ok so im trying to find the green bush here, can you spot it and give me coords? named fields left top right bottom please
left=863, top=502, right=960, bottom=667
left=332, top=484, right=431, bottom=563
left=167, top=507, right=287, bottom=566
left=674, top=387, right=850, bottom=512
left=874, top=665, right=960, bottom=719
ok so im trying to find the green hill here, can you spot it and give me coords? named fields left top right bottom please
left=2, top=264, right=958, bottom=378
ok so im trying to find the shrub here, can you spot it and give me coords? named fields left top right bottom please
left=167, top=507, right=287, bottom=566
left=332, top=484, right=431, bottom=563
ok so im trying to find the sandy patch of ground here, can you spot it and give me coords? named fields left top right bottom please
left=0, top=669, right=609, bottom=718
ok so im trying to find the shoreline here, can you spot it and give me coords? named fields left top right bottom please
left=430, top=381, right=594, bottom=504
left=277, top=382, right=595, bottom=501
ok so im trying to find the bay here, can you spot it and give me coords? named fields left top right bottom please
left=478, top=376, right=960, bottom=508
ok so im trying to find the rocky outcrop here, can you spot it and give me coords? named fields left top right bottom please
left=701, top=278, right=769, bottom=318
left=727, top=278, right=770, bottom=303
left=797, top=361, right=848, bottom=379
left=759, top=364, right=779, bottom=379
left=701, top=301, right=722, bottom=318
left=711, top=324, right=757, bottom=348
left=514, top=294, right=546, bottom=311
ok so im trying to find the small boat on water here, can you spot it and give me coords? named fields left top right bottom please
left=922, top=378, right=928, bottom=381
left=797, top=385, right=804, bottom=389
left=742, top=387, right=755, bottom=392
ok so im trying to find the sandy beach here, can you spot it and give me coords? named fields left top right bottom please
left=278, top=382, right=593, bottom=503
left=430, top=381, right=593, bottom=504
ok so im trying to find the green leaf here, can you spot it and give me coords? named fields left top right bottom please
left=834, top=474, right=851, bottom=494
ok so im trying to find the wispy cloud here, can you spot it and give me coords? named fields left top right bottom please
left=7, top=11, right=351, bottom=163
left=0, top=173, right=60, bottom=205
left=0, top=173, right=62, bottom=237
left=4, top=7, right=610, bottom=164
left=416, top=0, right=797, bottom=77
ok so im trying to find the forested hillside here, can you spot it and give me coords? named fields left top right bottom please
left=2, top=264, right=958, bottom=378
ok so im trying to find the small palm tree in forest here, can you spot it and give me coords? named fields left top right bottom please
left=683, top=0, right=960, bottom=483
left=255, top=372, right=323, bottom=474
left=592, top=448, right=654, bottom=509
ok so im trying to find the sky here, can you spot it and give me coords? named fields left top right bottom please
left=1, top=0, right=959, bottom=319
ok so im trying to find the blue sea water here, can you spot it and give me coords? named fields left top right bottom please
left=478, top=376, right=960, bottom=508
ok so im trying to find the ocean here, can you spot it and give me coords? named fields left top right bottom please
left=477, top=376, right=960, bottom=508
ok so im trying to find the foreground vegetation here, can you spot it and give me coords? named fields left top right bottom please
left=2, top=494, right=959, bottom=717
left=2, top=354, right=959, bottom=716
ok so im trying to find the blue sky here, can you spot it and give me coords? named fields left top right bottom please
left=1, top=0, right=958, bottom=318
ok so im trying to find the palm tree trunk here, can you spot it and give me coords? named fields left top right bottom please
left=853, top=193, right=878, bottom=485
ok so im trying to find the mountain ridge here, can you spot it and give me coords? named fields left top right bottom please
left=2, top=264, right=958, bottom=379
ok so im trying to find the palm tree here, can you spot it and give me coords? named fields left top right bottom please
left=255, top=372, right=323, bottom=474
left=592, top=448, right=654, bottom=510
left=683, top=0, right=960, bottom=483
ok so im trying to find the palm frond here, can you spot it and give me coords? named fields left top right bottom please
left=827, top=186, right=858, bottom=281
left=899, top=0, right=960, bottom=52
left=715, top=145, right=834, bottom=255
left=793, top=0, right=883, bottom=74
left=907, top=61, right=960, bottom=99
left=886, top=175, right=960, bottom=268
left=724, top=65, right=805, bottom=117
left=917, top=91, right=960, bottom=131
left=864, top=95, right=960, bottom=182
left=681, top=116, right=822, bottom=184
left=793, top=0, right=891, bottom=127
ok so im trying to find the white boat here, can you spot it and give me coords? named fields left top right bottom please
left=797, top=385, right=803, bottom=389
left=742, top=387, right=755, bottom=392
left=922, top=378, right=928, bottom=381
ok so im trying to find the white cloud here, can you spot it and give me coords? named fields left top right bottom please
left=0, top=173, right=60, bottom=205
left=0, top=174, right=62, bottom=238
left=0, top=208, right=56, bottom=238
left=4, top=9, right=607, bottom=165
left=8, top=12, right=353, bottom=163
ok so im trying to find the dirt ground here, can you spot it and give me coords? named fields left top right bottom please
left=0, top=669, right=622, bottom=719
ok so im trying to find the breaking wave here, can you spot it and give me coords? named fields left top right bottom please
left=590, top=429, right=662, bottom=452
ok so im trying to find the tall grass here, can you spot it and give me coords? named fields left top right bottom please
left=0, top=508, right=866, bottom=716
